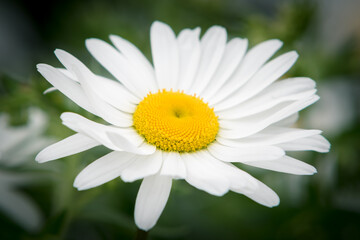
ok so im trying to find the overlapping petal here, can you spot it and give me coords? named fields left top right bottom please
left=74, top=151, right=136, bottom=190
left=277, top=134, right=330, bottom=152
left=60, top=112, right=155, bottom=155
left=187, top=26, right=227, bottom=95
left=208, top=142, right=285, bottom=163
left=37, top=64, right=96, bottom=114
left=182, top=152, right=230, bottom=196
left=160, top=152, right=187, bottom=179
left=86, top=39, right=155, bottom=97
left=216, top=126, right=322, bottom=147
left=212, top=51, right=299, bottom=110
left=218, top=95, right=319, bottom=139
left=201, top=37, right=248, bottom=101
left=209, top=39, right=283, bottom=104
left=217, top=77, right=316, bottom=119
left=245, top=155, right=317, bottom=175
left=121, top=151, right=163, bottom=182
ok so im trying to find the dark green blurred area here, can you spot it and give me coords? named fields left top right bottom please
left=0, top=0, right=360, bottom=239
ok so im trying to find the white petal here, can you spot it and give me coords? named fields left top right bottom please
left=134, top=174, right=172, bottom=231
left=188, top=26, right=227, bottom=95
left=232, top=178, right=280, bottom=207
left=110, top=34, right=158, bottom=91
left=9, top=138, right=49, bottom=166
left=199, top=151, right=258, bottom=191
left=275, top=113, right=299, bottom=127
left=218, top=95, right=319, bottom=139
left=0, top=125, right=33, bottom=155
left=107, top=133, right=156, bottom=155
left=36, top=64, right=96, bottom=114
left=0, top=189, right=42, bottom=231
left=210, top=39, right=283, bottom=105
left=160, top=151, right=186, bottom=179
left=213, top=51, right=299, bottom=111
left=90, top=75, right=137, bottom=113
left=216, top=126, right=322, bottom=147
left=86, top=39, right=151, bottom=97
left=60, top=113, right=120, bottom=151
left=150, top=21, right=179, bottom=90
left=277, top=135, right=330, bottom=153
left=182, top=151, right=230, bottom=196
left=201, top=38, right=248, bottom=101
left=0, top=109, right=48, bottom=165
left=59, top=67, right=140, bottom=107
left=36, top=133, right=100, bottom=163
left=187, top=151, right=279, bottom=207
left=55, top=49, right=133, bottom=127
left=191, top=151, right=279, bottom=207
left=43, top=87, right=57, bottom=94
left=74, top=151, right=136, bottom=190
left=57, top=67, right=77, bottom=80
left=60, top=112, right=151, bottom=155
left=217, top=77, right=316, bottom=119
left=207, top=142, right=285, bottom=162
left=245, top=155, right=317, bottom=175
left=176, top=27, right=201, bottom=92
left=121, top=151, right=163, bottom=182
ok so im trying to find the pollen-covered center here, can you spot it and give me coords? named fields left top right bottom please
left=133, top=90, right=219, bottom=152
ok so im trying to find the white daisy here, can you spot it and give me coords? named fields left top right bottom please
left=0, top=108, right=50, bottom=231
left=36, top=21, right=330, bottom=231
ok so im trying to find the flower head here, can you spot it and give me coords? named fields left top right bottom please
left=36, top=21, right=330, bottom=231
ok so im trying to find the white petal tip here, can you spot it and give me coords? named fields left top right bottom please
left=36, top=64, right=51, bottom=73
left=274, top=39, right=283, bottom=46
left=35, top=150, right=55, bottom=163
left=34, top=154, right=44, bottom=163
left=321, top=139, right=331, bottom=153
left=109, top=34, right=121, bottom=42
left=209, top=25, right=227, bottom=32
left=43, top=87, right=57, bottom=94
left=268, top=200, right=280, bottom=208
left=299, top=167, right=317, bottom=175
left=74, top=185, right=87, bottom=191
left=214, top=190, right=229, bottom=197
left=54, top=48, right=66, bottom=56
left=265, top=39, right=283, bottom=49
left=264, top=194, right=280, bottom=208
left=85, top=38, right=101, bottom=47
left=152, top=20, right=166, bottom=26
left=73, top=179, right=89, bottom=191
left=290, top=50, right=299, bottom=58
left=193, top=27, right=201, bottom=35
left=120, top=175, right=135, bottom=183
left=60, top=112, right=74, bottom=122
left=36, top=63, right=45, bottom=69
left=135, top=223, right=153, bottom=232
left=151, top=21, right=173, bottom=33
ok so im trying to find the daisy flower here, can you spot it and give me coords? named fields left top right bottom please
left=36, top=21, right=330, bottom=231
left=0, top=109, right=50, bottom=231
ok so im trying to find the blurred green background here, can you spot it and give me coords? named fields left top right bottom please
left=0, top=0, right=360, bottom=239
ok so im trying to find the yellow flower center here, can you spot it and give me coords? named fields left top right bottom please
left=133, top=90, right=219, bottom=152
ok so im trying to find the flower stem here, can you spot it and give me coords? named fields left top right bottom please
left=134, top=228, right=148, bottom=240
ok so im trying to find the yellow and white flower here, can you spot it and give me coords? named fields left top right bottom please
left=36, top=21, right=330, bottom=231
